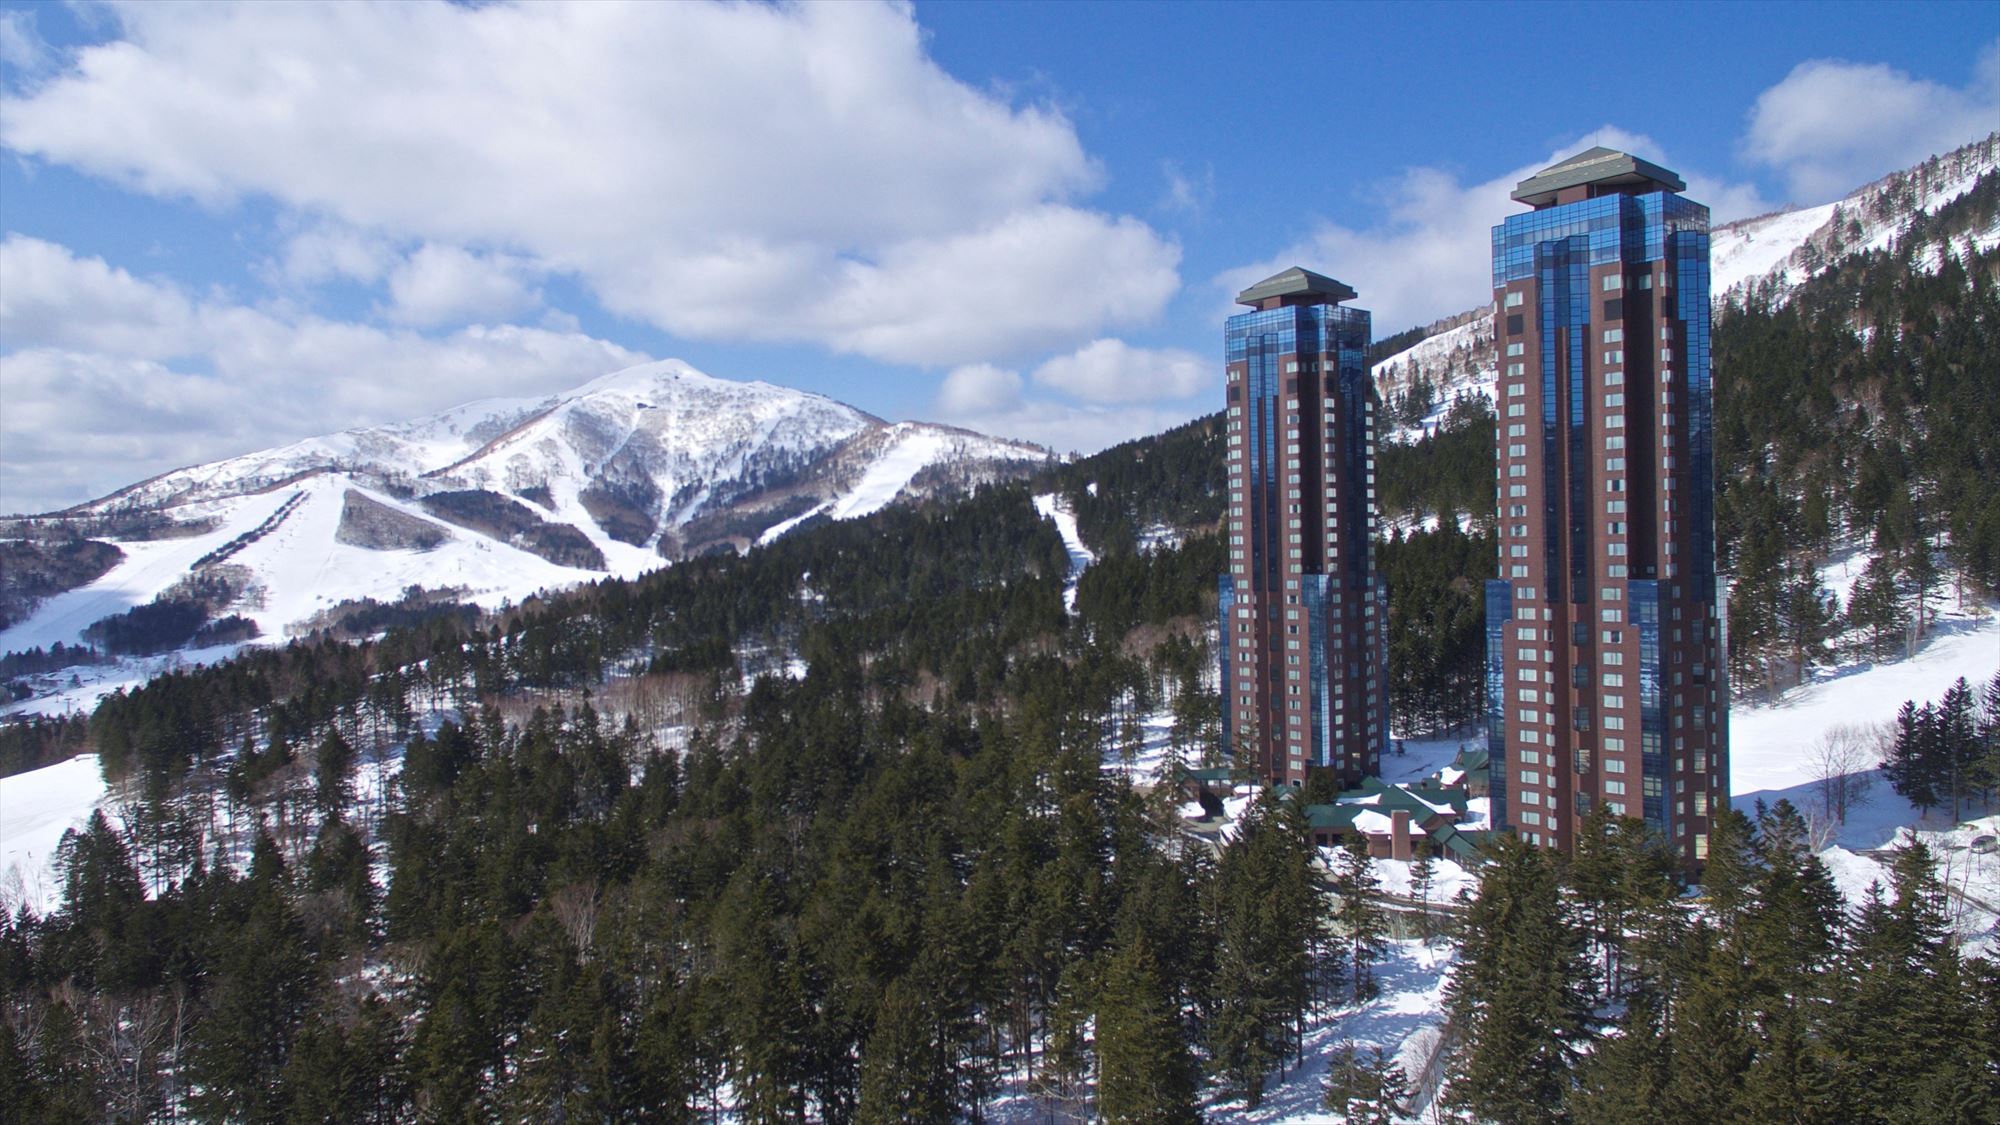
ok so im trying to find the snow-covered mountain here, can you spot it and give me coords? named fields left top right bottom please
left=1372, top=132, right=2000, bottom=433
left=0, top=360, right=1046, bottom=652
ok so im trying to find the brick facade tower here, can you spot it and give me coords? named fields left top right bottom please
left=1220, top=268, right=1387, bottom=788
left=1484, top=148, right=1728, bottom=865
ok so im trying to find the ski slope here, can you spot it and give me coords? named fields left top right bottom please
left=1033, top=493, right=1095, bottom=615
left=0, top=754, right=109, bottom=915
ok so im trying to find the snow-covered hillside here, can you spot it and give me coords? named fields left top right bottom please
left=1712, top=131, right=2000, bottom=303
left=0, top=360, right=1046, bottom=666
left=1370, top=132, right=2000, bottom=434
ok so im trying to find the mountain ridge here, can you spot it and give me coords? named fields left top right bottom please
left=0, top=359, right=1048, bottom=652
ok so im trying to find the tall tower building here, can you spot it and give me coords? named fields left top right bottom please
left=1220, top=267, right=1387, bottom=789
left=1484, top=148, right=1728, bottom=866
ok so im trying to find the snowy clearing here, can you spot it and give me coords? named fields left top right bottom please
left=0, top=754, right=109, bottom=915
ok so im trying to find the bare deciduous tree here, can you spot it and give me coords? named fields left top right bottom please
left=1812, top=722, right=1881, bottom=829
left=550, top=879, right=601, bottom=959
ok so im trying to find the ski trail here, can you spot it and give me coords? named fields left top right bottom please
left=1032, top=493, right=1094, bottom=616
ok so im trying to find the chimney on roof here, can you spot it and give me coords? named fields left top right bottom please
left=1391, top=809, right=1412, bottom=862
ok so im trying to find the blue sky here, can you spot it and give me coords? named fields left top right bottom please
left=1, top=0, right=1995, bottom=514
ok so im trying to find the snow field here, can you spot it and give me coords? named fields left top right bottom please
left=0, top=754, right=110, bottom=915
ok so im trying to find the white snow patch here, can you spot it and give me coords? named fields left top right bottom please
left=0, top=754, right=108, bottom=915
left=1729, top=605, right=2000, bottom=851
left=827, top=425, right=951, bottom=520
left=757, top=501, right=833, bottom=545
left=1033, top=493, right=1095, bottom=616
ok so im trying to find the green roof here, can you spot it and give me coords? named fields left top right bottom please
left=1181, top=767, right=1238, bottom=782
left=1235, top=266, right=1357, bottom=308
left=1511, top=147, right=1685, bottom=207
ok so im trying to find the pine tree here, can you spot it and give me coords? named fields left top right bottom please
left=1445, top=835, right=1593, bottom=1123
left=1360, top=1045, right=1410, bottom=1125
left=1819, top=841, right=1990, bottom=1120
left=1935, top=677, right=1981, bottom=820
left=280, top=995, right=407, bottom=1123
left=1845, top=553, right=1908, bottom=661
left=313, top=728, right=356, bottom=815
left=1885, top=699, right=1942, bottom=812
left=1409, top=841, right=1439, bottom=945
left=1659, top=922, right=1751, bottom=1120
left=1979, top=670, right=2000, bottom=803
left=1094, top=934, right=1199, bottom=1124
left=1330, top=836, right=1387, bottom=1003
left=1210, top=788, right=1317, bottom=1107
left=857, top=977, right=955, bottom=1125
left=1568, top=989, right=1675, bottom=1124
left=187, top=832, right=318, bottom=1122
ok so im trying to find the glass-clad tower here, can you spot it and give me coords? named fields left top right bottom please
left=1220, top=267, right=1387, bottom=788
left=1486, top=148, right=1727, bottom=867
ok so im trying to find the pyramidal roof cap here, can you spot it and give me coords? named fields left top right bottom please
left=1235, top=266, right=1357, bottom=308
left=1511, top=147, right=1685, bottom=206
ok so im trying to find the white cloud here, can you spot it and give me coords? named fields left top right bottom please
left=0, top=233, right=197, bottom=357
left=1217, top=129, right=1772, bottom=335
left=1030, top=338, right=1205, bottom=404
left=933, top=396, right=1205, bottom=463
left=0, top=1, right=1179, bottom=366
left=0, top=236, right=647, bottom=513
left=937, top=363, right=1023, bottom=415
left=1158, top=160, right=1215, bottom=215
left=0, top=10, right=50, bottom=77
left=272, top=225, right=395, bottom=288
left=385, top=243, right=540, bottom=327
left=1743, top=41, right=2000, bottom=203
